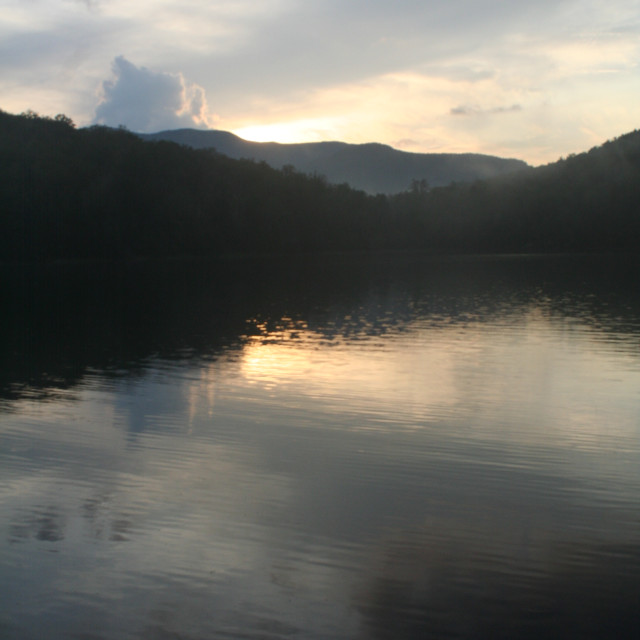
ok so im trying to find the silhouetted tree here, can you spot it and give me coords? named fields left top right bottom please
left=1, top=109, right=639, bottom=262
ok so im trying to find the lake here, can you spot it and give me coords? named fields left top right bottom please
left=2, top=254, right=640, bottom=639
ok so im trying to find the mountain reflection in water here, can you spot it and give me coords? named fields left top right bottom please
left=1, top=254, right=639, bottom=639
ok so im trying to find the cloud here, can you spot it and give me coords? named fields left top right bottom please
left=450, top=103, right=523, bottom=116
left=73, top=0, right=101, bottom=10
left=93, top=56, right=216, bottom=132
left=393, top=138, right=421, bottom=149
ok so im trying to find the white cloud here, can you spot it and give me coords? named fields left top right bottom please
left=93, top=56, right=216, bottom=132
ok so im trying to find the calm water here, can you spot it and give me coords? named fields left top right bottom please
left=2, top=254, right=640, bottom=639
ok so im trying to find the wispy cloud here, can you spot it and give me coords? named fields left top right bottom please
left=450, top=104, right=523, bottom=116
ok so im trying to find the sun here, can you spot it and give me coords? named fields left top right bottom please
left=232, top=118, right=338, bottom=144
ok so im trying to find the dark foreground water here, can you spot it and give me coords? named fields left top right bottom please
left=1, top=254, right=640, bottom=639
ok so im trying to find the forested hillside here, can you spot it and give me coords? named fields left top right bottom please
left=0, top=110, right=392, bottom=261
left=1, top=109, right=638, bottom=262
left=392, top=131, right=640, bottom=253
left=139, top=128, right=529, bottom=194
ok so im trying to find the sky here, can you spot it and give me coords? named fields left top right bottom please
left=1, top=0, right=639, bottom=165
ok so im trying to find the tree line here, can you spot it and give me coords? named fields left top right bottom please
left=1, top=108, right=638, bottom=262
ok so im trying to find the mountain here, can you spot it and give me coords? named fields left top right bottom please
left=389, top=127, right=640, bottom=253
left=2, top=109, right=638, bottom=263
left=138, top=129, right=529, bottom=194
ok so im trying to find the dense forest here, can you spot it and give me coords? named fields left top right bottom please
left=1, top=108, right=639, bottom=262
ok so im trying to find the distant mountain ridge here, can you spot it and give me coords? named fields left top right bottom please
left=138, top=128, right=529, bottom=194
left=2, top=109, right=639, bottom=262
